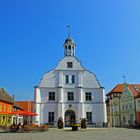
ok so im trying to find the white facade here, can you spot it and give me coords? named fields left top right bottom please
left=34, top=35, right=107, bottom=127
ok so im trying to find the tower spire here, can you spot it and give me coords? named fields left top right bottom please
left=64, top=26, right=76, bottom=57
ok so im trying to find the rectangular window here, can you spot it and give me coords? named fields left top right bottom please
left=86, top=112, right=92, bottom=123
left=4, top=106, right=6, bottom=112
left=126, top=104, right=128, bottom=110
left=85, top=92, right=92, bottom=101
left=72, top=75, right=75, bottom=83
left=0, top=105, right=2, bottom=112
left=67, top=92, right=74, bottom=101
left=7, top=107, right=9, bottom=112
left=129, top=103, right=132, bottom=109
left=49, top=92, right=55, bottom=101
left=9, top=107, right=12, bottom=113
left=66, top=75, right=69, bottom=83
left=65, top=75, right=75, bottom=84
left=67, top=62, right=73, bottom=68
left=122, top=105, right=124, bottom=110
left=48, top=112, right=54, bottom=123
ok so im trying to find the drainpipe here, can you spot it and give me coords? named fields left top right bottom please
left=134, top=97, right=137, bottom=126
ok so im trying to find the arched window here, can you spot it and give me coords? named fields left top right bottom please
left=68, top=45, right=71, bottom=50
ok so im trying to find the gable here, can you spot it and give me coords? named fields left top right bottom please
left=39, top=70, right=57, bottom=87
left=38, top=56, right=102, bottom=88
left=121, top=87, right=133, bottom=100
left=82, top=71, right=101, bottom=88
left=55, top=56, right=84, bottom=71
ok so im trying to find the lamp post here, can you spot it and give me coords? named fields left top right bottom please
left=28, top=96, right=32, bottom=125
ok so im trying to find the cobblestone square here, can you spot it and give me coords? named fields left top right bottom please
left=0, top=128, right=140, bottom=140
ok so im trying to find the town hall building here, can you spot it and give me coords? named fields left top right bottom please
left=34, top=33, right=107, bottom=127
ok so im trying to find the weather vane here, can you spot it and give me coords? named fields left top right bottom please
left=123, top=76, right=126, bottom=83
left=67, top=25, right=71, bottom=38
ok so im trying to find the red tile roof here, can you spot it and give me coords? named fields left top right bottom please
left=0, top=88, right=14, bottom=104
left=128, top=84, right=140, bottom=96
left=13, top=101, right=23, bottom=110
left=106, top=84, right=124, bottom=96
left=107, top=84, right=140, bottom=97
left=0, top=88, right=23, bottom=110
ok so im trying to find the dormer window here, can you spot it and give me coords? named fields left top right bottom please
left=67, top=62, right=73, bottom=68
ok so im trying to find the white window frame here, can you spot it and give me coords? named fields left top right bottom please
left=48, top=112, right=54, bottom=123
left=48, top=92, right=55, bottom=101
left=65, top=75, right=75, bottom=84
left=85, top=92, right=92, bottom=101
left=86, top=112, right=92, bottom=123
left=67, top=92, right=74, bottom=101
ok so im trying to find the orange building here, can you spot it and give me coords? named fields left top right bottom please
left=0, top=88, right=23, bottom=126
left=16, top=101, right=35, bottom=124
left=0, top=88, right=14, bottom=126
left=16, top=101, right=34, bottom=112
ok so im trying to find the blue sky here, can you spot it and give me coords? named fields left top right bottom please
left=0, top=0, right=140, bottom=100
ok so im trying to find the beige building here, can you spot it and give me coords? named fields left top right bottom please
left=110, top=97, right=121, bottom=127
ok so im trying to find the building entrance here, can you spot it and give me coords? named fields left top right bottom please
left=65, top=110, right=75, bottom=126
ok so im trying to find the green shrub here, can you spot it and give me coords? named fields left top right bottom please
left=81, top=118, right=87, bottom=129
left=57, top=117, right=64, bottom=129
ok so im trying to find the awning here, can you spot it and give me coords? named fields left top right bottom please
left=10, top=110, right=38, bottom=116
left=0, top=112, right=12, bottom=115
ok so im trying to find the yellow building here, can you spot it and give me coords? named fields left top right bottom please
left=106, top=84, right=123, bottom=127
left=110, top=97, right=121, bottom=127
